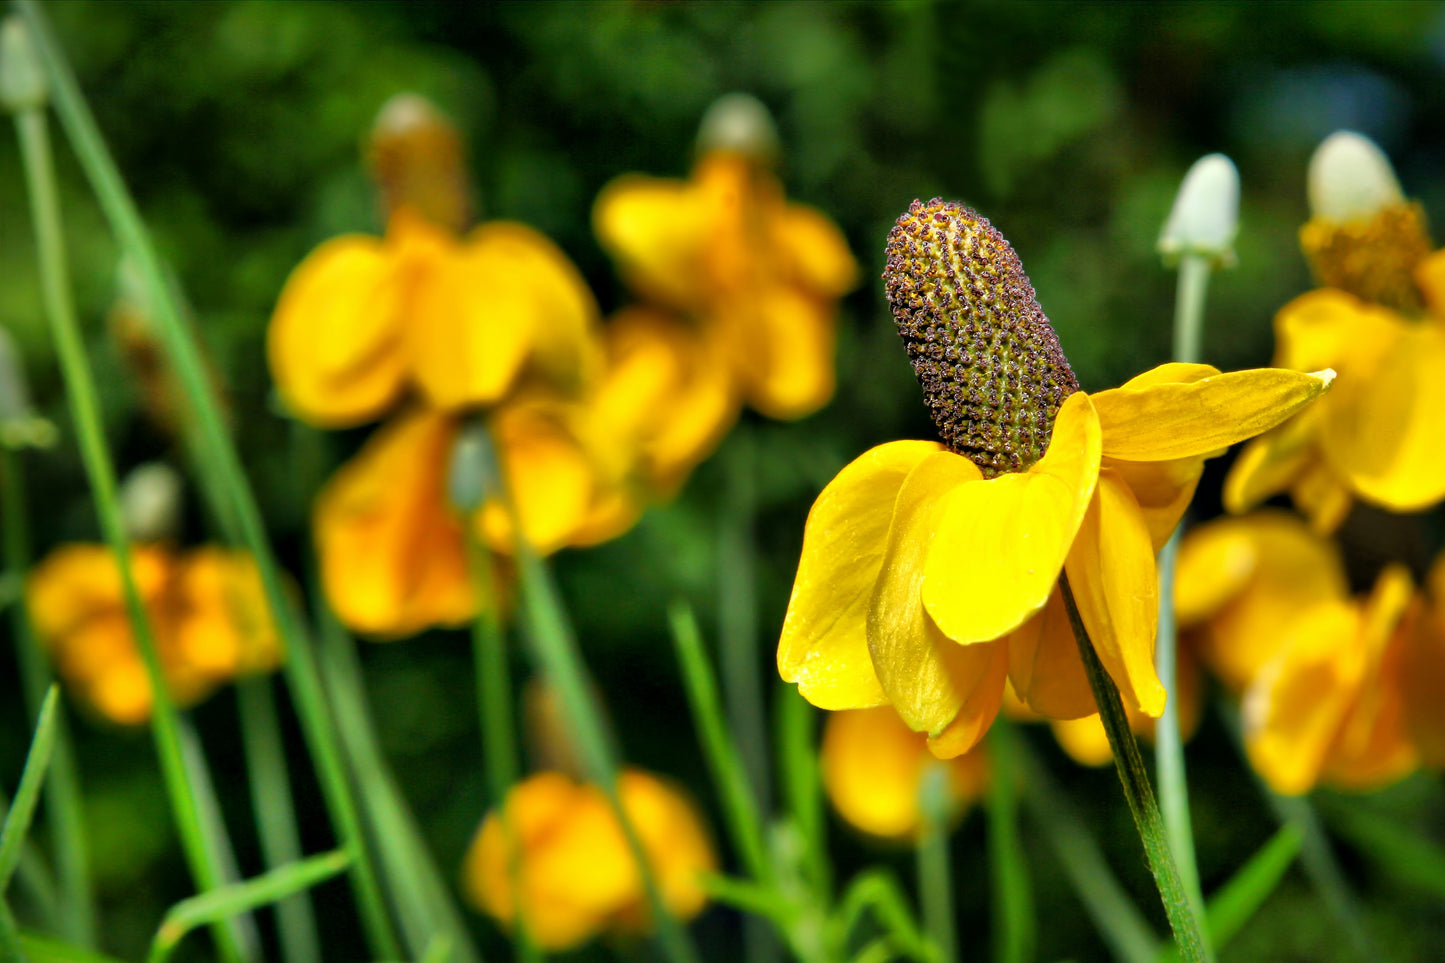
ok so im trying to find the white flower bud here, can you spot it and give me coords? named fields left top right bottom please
left=448, top=420, right=499, bottom=514
left=120, top=462, right=183, bottom=543
left=1307, top=131, right=1403, bottom=223
left=1159, top=153, right=1240, bottom=267
left=696, top=92, right=779, bottom=165
left=0, top=18, right=47, bottom=113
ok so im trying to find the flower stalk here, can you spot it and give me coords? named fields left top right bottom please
left=915, top=763, right=957, bottom=963
left=1060, top=575, right=1212, bottom=963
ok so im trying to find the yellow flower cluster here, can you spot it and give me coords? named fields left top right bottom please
left=461, top=769, right=714, bottom=951
left=26, top=544, right=280, bottom=725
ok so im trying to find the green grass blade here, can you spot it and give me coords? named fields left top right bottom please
left=146, top=851, right=351, bottom=963
left=0, top=898, right=27, bottom=963
left=986, top=723, right=1035, bottom=963
left=0, top=688, right=60, bottom=893
left=1319, top=796, right=1445, bottom=900
left=1204, top=824, right=1301, bottom=950
left=18, top=931, right=126, bottom=963
left=832, top=870, right=934, bottom=963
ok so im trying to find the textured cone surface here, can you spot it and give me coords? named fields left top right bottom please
left=884, top=199, right=1078, bottom=476
left=1299, top=201, right=1431, bottom=315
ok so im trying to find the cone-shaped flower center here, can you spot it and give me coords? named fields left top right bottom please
left=884, top=199, right=1078, bottom=476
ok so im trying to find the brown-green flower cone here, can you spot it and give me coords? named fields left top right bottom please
left=884, top=199, right=1079, bottom=476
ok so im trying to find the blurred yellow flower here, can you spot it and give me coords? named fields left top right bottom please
left=1226, top=132, right=1445, bottom=532
left=462, top=769, right=714, bottom=951
left=778, top=200, right=1331, bottom=759
left=26, top=544, right=281, bottom=725
left=1176, top=511, right=1418, bottom=794
left=594, top=127, right=857, bottom=422
left=1399, top=552, right=1445, bottom=769
left=821, top=706, right=988, bottom=839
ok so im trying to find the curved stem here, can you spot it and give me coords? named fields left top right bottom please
left=1059, top=575, right=1212, bottom=963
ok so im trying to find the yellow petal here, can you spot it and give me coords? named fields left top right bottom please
left=779, top=441, right=943, bottom=711
left=1050, top=716, right=1114, bottom=767
left=266, top=235, right=407, bottom=427
left=1006, top=589, right=1096, bottom=720
left=1289, top=458, right=1354, bottom=534
left=1415, top=248, right=1445, bottom=317
left=866, top=450, right=1005, bottom=751
left=409, top=222, right=600, bottom=412
left=481, top=399, right=601, bottom=556
left=1103, top=454, right=1204, bottom=552
left=923, top=392, right=1100, bottom=645
left=593, top=174, right=707, bottom=310
left=314, top=409, right=476, bottom=637
left=1243, top=600, right=1363, bottom=796
left=1221, top=407, right=1322, bottom=515
left=1063, top=470, right=1165, bottom=718
left=615, top=769, right=715, bottom=926
left=926, top=642, right=1009, bottom=760
left=773, top=203, right=858, bottom=296
left=726, top=287, right=836, bottom=420
left=1272, top=289, right=1385, bottom=373
left=1173, top=523, right=1257, bottom=628
left=1320, top=322, right=1445, bottom=510
left=1401, top=590, right=1445, bottom=768
left=1092, top=366, right=1332, bottom=461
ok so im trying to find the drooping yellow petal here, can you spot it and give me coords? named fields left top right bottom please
left=613, top=769, right=715, bottom=928
left=1185, top=511, right=1348, bottom=691
left=923, top=392, right=1100, bottom=645
left=925, top=642, right=1009, bottom=760
left=867, top=450, right=1006, bottom=750
left=724, top=287, right=837, bottom=420
left=1006, top=589, right=1095, bottom=720
left=172, top=548, right=283, bottom=681
left=1050, top=716, right=1114, bottom=767
left=1289, top=458, right=1354, bottom=534
left=779, top=440, right=944, bottom=711
left=1401, top=584, right=1445, bottom=768
left=481, top=399, right=601, bottom=557
left=267, top=234, right=407, bottom=427
left=1319, top=322, right=1445, bottom=511
left=1272, top=289, right=1390, bottom=373
left=1063, top=470, right=1165, bottom=718
left=1091, top=366, right=1332, bottom=462
left=313, top=409, right=476, bottom=637
left=1243, top=599, right=1364, bottom=796
left=1103, top=454, right=1205, bottom=551
left=593, top=174, right=707, bottom=311
left=773, top=203, right=858, bottom=296
left=1415, top=248, right=1445, bottom=317
left=1222, top=407, right=1323, bottom=515
left=409, top=222, right=600, bottom=412
left=821, top=706, right=987, bottom=839
left=1173, top=523, right=1257, bottom=629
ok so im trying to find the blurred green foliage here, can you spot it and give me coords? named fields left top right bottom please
left=5, top=1, right=1445, bottom=960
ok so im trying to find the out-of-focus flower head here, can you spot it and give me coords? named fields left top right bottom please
left=269, top=94, right=637, bottom=637
left=821, top=706, right=988, bottom=839
left=1227, top=131, right=1445, bottom=532
left=26, top=542, right=282, bottom=725
left=1175, top=511, right=1418, bottom=794
left=777, top=199, right=1331, bottom=758
left=594, top=92, right=858, bottom=428
left=462, top=769, right=714, bottom=951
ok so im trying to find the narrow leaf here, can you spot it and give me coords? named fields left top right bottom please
left=0, top=687, right=60, bottom=892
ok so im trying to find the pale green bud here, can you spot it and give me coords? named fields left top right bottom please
left=0, top=17, right=47, bottom=113
left=696, top=92, right=779, bottom=165
left=120, top=462, right=183, bottom=543
left=1159, top=153, right=1239, bottom=268
left=1307, top=131, right=1403, bottom=223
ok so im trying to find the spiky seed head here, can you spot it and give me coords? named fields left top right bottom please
left=884, top=199, right=1078, bottom=476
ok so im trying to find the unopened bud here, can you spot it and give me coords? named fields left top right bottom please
left=0, top=18, right=47, bottom=113
left=696, top=92, right=779, bottom=165
left=1308, top=131, right=1403, bottom=223
left=1159, top=153, right=1240, bottom=268
left=368, top=93, right=472, bottom=233
left=120, top=462, right=183, bottom=543
left=447, top=419, right=500, bottom=514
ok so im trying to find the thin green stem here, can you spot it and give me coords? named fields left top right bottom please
left=464, top=533, right=541, bottom=963
left=984, top=723, right=1033, bottom=963
left=668, top=602, right=771, bottom=883
left=1011, top=733, right=1158, bottom=963
left=10, top=100, right=244, bottom=963
left=0, top=897, right=25, bottom=963
left=916, top=766, right=957, bottom=963
left=236, top=679, right=321, bottom=963
left=1059, top=576, right=1211, bottom=963
left=13, top=5, right=402, bottom=954
left=0, top=448, right=92, bottom=947
left=512, top=544, right=701, bottom=963
left=0, top=688, right=59, bottom=893
left=778, top=688, right=830, bottom=900
left=1153, top=251, right=1210, bottom=928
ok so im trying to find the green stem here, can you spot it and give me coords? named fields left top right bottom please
left=1059, top=576, right=1211, bottom=963
left=10, top=99, right=245, bottom=963
left=511, top=544, right=701, bottom=963
left=916, top=765, right=957, bottom=963
left=778, top=688, right=829, bottom=901
left=1011, top=733, right=1158, bottom=963
left=0, top=448, right=93, bottom=947
left=0, top=897, right=25, bottom=963
left=1154, top=252, right=1209, bottom=926
left=984, top=724, right=1033, bottom=963
left=236, top=679, right=321, bottom=963
left=13, top=5, right=402, bottom=954
left=464, top=534, right=540, bottom=963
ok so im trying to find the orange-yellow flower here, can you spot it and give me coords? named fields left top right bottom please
left=594, top=100, right=857, bottom=423
left=1175, top=512, right=1418, bottom=794
left=462, top=769, right=714, bottom=951
left=821, top=706, right=988, bottom=839
left=26, top=544, right=281, bottom=725
left=777, top=200, right=1331, bottom=759
left=1225, top=132, right=1445, bottom=532
left=1399, top=552, right=1445, bottom=770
